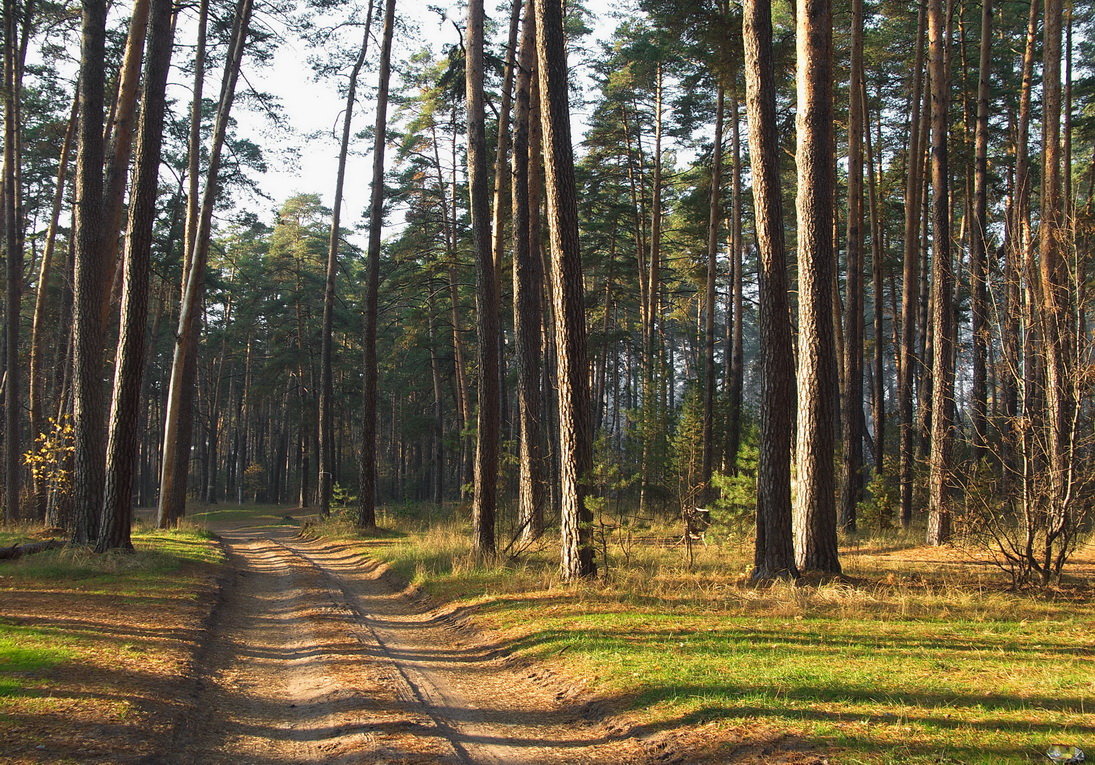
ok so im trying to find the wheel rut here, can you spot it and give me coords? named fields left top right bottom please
left=166, top=524, right=655, bottom=764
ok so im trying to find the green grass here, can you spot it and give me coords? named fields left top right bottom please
left=0, top=525, right=223, bottom=700
left=0, top=626, right=73, bottom=697
left=0, top=525, right=220, bottom=588
left=329, top=504, right=1095, bottom=764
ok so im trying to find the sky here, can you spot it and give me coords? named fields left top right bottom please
left=228, top=0, right=620, bottom=233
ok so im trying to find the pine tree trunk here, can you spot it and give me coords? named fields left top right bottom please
left=793, top=0, right=841, bottom=575
left=1003, top=0, right=1037, bottom=480
left=319, top=2, right=374, bottom=517
left=535, top=0, right=595, bottom=580
left=841, top=0, right=866, bottom=532
left=898, top=1, right=927, bottom=528
left=512, top=0, right=546, bottom=542
left=925, top=0, right=955, bottom=546
left=427, top=303, right=445, bottom=507
left=359, top=0, right=396, bottom=529
left=467, top=0, right=500, bottom=555
left=969, top=0, right=991, bottom=461
left=864, top=81, right=886, bottom=484
left=98, top=0, right=175, bottom=551
left=725, top=96, right=744, bottom=475
left=3, top=0, right=22, bottom=523
left=98, top=0, right=149, bottom=301
left=1038, top=0, right=1071, bottom=571
left=743, top=0, right=797, bottom=580
left=157, top=0, right=252, bottom=528
left=70, top=0, right=110, bottom=543
left=701, top=84, right=724, bottom=496
left=638, top=67, right=665, bottom=519
left=28, top=96, right=76, bottom=521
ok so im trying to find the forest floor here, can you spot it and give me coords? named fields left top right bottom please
left=1, top=506, right=1091, bottom=764
left=0, top=509, right=675, bottom=763
left=0, top=525, right=223, bottom=763
left=311, top=503, right=1095, bottom=764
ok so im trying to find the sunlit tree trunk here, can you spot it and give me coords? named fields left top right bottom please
left=535, top=0, right=596, bottom=580
left=98, top=0, right=175, bottom=551
left=743, top=0, right=797, bottom=580
left=98, top=0, right=149, bottom=318
left=793, top=0, right=841, bottom=574
left=925, top=0, right=954, bottom=546
left=1038, top=0, right=1072, bottom=576
left=725, top=96, right=744, bottom=474
left=71, top=0, right=109, bottom=543
left=466, top=0, right=500, bottom=554
left=864, top=82, right=885, bottom=484
left=513, top=0, right=546, bottom=542
left=969, top=0, right=991, bottom=461
left=28, top=96, right=76, bottom=521
left=701, top=84, right=724, bottom=496
left=158, top=0, right=252, bottom=528
left=841, top=0, right=865, bottom=532
left=2, top=0, right=22, bottom=523
left=898, top=1, right=927, bottom=528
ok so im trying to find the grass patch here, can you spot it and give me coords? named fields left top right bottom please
left=0, top=626, right=73, bottom=697
left=323, top=502, right=1095, bottom=764
left=0, top=523, right=224, bottom=759
left=0, top=524, right=221, bottom=591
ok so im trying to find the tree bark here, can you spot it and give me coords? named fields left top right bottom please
left=841, top=0, right=865, bottom=532
left=535, top=0, right=596, bottom=580
left=157, top=0, right=252, bottom=528
left=358, top=0, right=396, bottom=529
left=512, top=0, right=546, bottom=542
left=793, top=0, right=841, bottom=574
left=1002, top=0, right=1038, bottom=471
left=467, top=0, right=501, bottom=555
left=864, top=80, right=886, bottom=484
left=742, top=0, right=797, bottom=580
left=969, top=0, right=991, bottom=461
left=98, top=0, right=175, bottom=551
left=3, top=0, right=22, bottom=523
left=98, top=0, right=150, bottom=323
left=28, top=96, right=77, bottom=521
left=925, top=0, right=954, bottom=546
left=1038, top=0, right=1071, bottom=567
left=725, top=96, right=744, bottom=474
left=71, top=0, right=110, bottom=543
left=898, top=1, right=927, bottom=528
left=701, top=84, right=724, bottom=496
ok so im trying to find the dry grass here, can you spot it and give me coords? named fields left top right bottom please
left=321, top=504, right=1095, bottom=764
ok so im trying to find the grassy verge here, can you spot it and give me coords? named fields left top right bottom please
left=0, top=524, right=224, bottom=763
left=318, top=504, right=1094, bottom=764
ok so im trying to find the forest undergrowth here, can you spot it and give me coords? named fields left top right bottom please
left=315, top=501, right=1095, bottom=764
left=0, top=525, right=223, bottom=762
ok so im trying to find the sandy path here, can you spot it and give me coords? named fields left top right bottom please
left=166, top=526, right=655, bottom=764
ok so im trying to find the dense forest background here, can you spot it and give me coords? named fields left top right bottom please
left=1, top=0, right=1093, bottom=584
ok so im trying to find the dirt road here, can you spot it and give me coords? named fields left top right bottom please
left=165, top=526, right=657, bottom=763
